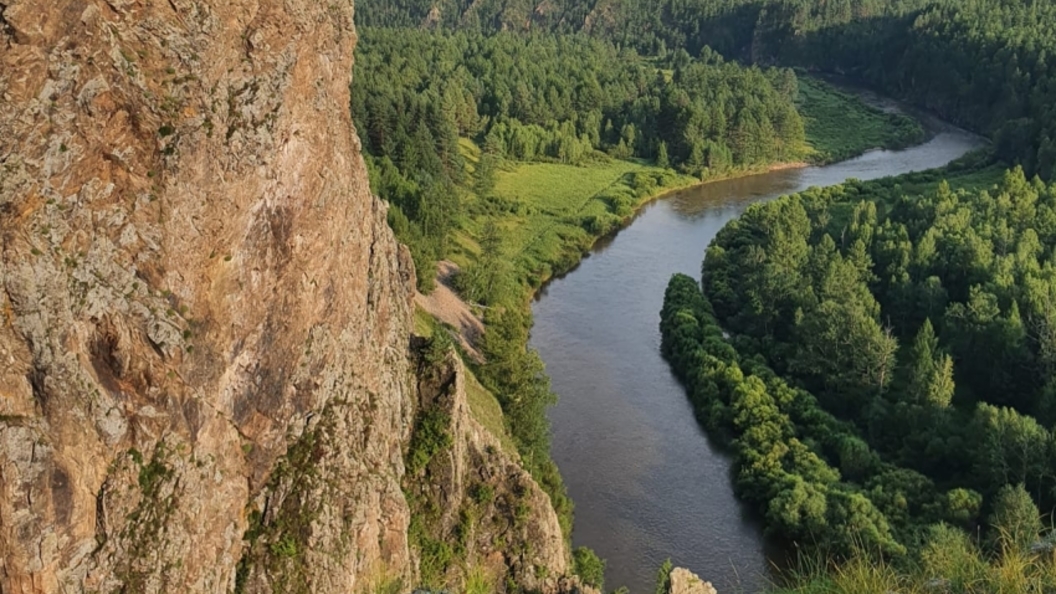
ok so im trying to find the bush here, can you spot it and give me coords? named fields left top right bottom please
left=581, top=213, right=619, bottom=236
left=406, top=382, right=453, bottom=478
left=572, top=547, right=606, bottom=591
left=609, top=194, right=634, bottom=217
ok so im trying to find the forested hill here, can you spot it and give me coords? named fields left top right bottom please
left=352, top=0, right=909, bottom=51
left=355, top=29, right=808, bottom=289
left=353, top=31, right=804, bottom=173
left=356, top=0, right=1056, bottom=178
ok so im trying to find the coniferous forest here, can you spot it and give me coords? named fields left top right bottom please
left=354, top=29, right=809, bottom=289
left=358, top=0, right=1056, bottom=176
left=354, top=0, right=1056, bottom=591
left=662, top=164, right=1056, bottom=589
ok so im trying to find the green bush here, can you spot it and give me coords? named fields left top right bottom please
left=572, top=546, right=606, bottom=591
left=407, top=407, right=453, bottom=475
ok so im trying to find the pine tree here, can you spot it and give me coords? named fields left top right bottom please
left=906, top=319, right=941, bottom=405
left=657, top=141, right=670, bottom=169
left=926, top=354, right=955, bottom=408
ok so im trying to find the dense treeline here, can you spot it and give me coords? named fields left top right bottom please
left=659, top=165, right=1056, bottom=561
left=756, top=0, right=1056, bottom=178
left=352, top=0, right=895, bottom=57
left=662, top=274, right=971, bottom=556
left=704, top=166, right=1056, bottom=503
left=356, top=0, right=1056, bottom=178
left=355, top=30, right=803, bottom=170
left=355, top=29, right=805, bottom=288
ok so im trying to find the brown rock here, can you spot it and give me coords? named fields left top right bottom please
left=404, top=352, right=567, bottom=591
left=0, top=0, right=576, bottom=591
left=669, top=567, right=719, bottom=594
left=1, top=0, right=420, bottom=590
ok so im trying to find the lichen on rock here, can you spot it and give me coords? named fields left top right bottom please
left=0, top=1, right=577, bottom=592
left=1, top=0, right=414, bottom=591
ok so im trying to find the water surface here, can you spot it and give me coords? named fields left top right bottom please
left=531, top=118, right=985, bottom=593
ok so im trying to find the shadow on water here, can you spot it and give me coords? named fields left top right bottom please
left=530, top=90, right=987, bottom=593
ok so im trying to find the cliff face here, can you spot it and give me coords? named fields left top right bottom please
left=0, top=1, right=570, bottom=592
left=404, top=351, right=568, bottom=591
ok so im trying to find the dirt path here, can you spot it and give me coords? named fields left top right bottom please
left=415, top=261, right=486, bottom=362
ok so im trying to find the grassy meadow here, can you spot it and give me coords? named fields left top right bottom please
left=445, top=76, right=933, bottom=294
left=452, top=157, right=696, bottom=286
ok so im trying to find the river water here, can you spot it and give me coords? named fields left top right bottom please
left=530, top=117, right=985, bottom=593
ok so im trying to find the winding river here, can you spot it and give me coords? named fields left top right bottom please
left=530, top=112, right=985, bottom=593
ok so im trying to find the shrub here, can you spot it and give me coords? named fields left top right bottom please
left=573, top=547, right=606, bottom=591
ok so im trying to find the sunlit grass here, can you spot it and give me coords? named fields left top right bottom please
left=771, top=530, right=1056, bottom=594
left=459, top=137, right=481, bottom=175
left=414, top=306, right=435, bottom=338
left=464, top=565, right=495, bottom=594
left=464, top=365, right=517, bottom=453
left=453, top=152, right=695, bottom=285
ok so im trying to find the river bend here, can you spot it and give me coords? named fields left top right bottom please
left=531, top=117, right=985, bottom=593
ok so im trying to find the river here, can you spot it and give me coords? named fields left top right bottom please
left=530, top=115, right=985, bottom=593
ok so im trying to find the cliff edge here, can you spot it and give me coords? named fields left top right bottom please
left=0, top=1, right=571, bottom=592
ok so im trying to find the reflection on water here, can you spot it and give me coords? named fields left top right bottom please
left=531, top=126, right=986, bottom=593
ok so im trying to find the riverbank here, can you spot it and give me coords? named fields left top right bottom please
left=435, top=156, right=812, bottom=343
left=523, top=159, right=810, bottom=288
left=533, top=125, right=989, bottom=593
left=447, top=75, right=924, bottom=300
left=796, top=76, right=928, bottom=162
left=413, top=76, right=948, bottom=591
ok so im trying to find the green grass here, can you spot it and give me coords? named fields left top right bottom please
left=464, top=365, right=518, bottom=453
left=771, top=541, right=1056, bottom=594
left=459, top=137, right=481, bottom=174
left=453, top=154, right=696, bottom=286
left=798, top=76, right=927, bottom=164
left=772, top=554, right=911, bottom=594
left=464, top=565, right=494, bottom=594
left=413, top=307, right=435, bottom=338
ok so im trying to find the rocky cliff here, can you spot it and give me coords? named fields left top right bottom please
left=0, top=1, right=573, bottom=592
left=668, top=568, right=718, bottom=594
left=404, top=349, right=569, bottom=591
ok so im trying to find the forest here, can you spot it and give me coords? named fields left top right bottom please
left=353, top=0, right=1056, bottom=591
left=662, top=162, right=1056, bottom=591
left=357, top=0, right=1056, bottom=176
left=353, top=29, right=808, bottom=289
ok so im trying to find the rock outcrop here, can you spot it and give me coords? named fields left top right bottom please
left=669, top=568, right=719, bottom=594
left=404, top=350, right=567, bottom=591
left=0, top=1, right=571, bottom=592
